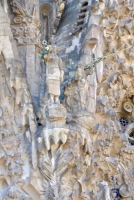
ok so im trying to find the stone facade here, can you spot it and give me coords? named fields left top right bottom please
left=0, top=0, right=134, bottom=199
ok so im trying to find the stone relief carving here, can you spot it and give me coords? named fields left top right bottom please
left=10, top=0, right=40, bottom=46
left=0, top=3, right=14, bottom=68
left=44, top=45, right=64, bottom=104
left=0, top=0, right=134, bottom=199
left=51, top=0, right=66, bottom=36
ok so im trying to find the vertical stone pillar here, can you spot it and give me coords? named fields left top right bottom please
left=10, top=0, right=41, bottom=112
left=79, top=15, right=103, bottom=113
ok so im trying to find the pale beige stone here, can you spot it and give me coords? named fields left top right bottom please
left=0, top=0, right=134, bottom=199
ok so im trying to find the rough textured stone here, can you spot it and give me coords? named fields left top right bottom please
left=0, top=0, right=134, bottom=199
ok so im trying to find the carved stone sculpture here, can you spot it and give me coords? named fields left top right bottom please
left=100, top=180, right=111, bottom=200
left=75, top=67, right=88, bottom=111
left=44, top=45, right=64, bottom=104
left=78, top=14, right=103, bottom=113
left=0, top=0, right=134, bottom=199
left=0, top=2, right=14, bottom=69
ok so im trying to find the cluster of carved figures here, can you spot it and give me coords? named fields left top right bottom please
left=1, top=0, right=134, bottom=199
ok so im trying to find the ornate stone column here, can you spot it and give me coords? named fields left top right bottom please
left=79, top=14, right=103, bottom=113
left=10, top=0, right=41, bottom=112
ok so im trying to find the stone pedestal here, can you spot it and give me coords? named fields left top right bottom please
left=42, top=103, right=69, bottom=150
left=45, top=103, right=67, bottom=128
left=43, top=127, right=69, bottom=150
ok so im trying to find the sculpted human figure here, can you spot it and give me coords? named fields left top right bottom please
left=22, top=103, right=37, bottom=133
left=75, top=66, right=88, bottom=111
left=0, top=108, right=13, bottom=138
left=79, top=15, right=103, bottom=113
left=0, top=0, right=14, bottom=69
left=100, top=180, right=111, bottom=200
left=44, top=45, right=64, bottom=104
left=0, top=107, right=6, bottom=127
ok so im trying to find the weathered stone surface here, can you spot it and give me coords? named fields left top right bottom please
left=1, top=0, right=134, bottom=199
